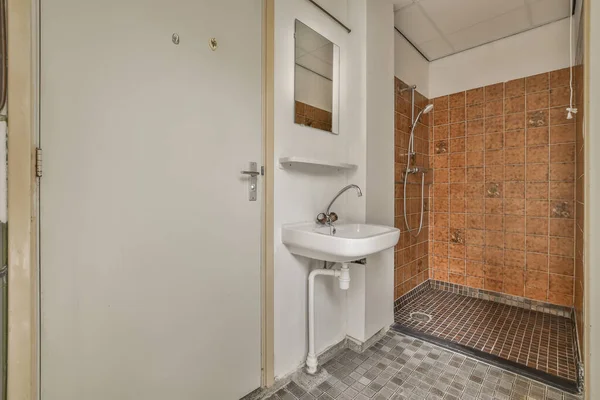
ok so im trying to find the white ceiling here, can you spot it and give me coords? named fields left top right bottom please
left=393, top=0, right=572, bottom=61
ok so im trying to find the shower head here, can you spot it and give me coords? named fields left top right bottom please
left=413, top=104, right=433, bottom=126
left=407, top=103, right=434, bottom=164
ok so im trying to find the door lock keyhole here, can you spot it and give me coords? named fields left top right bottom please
left=209, top=38, right=218, bottom=51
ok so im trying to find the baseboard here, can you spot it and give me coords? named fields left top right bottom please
left=395, top=279, right=573, bottom=318
left=243, top=327, right=391, bottom=399
left=393, top=280, right=431, bottom=313
left=347, top=326, right=389, bottom=353
left=429, top=280, right=573, bottom=317
left=241, top=338, right=348, bottom=400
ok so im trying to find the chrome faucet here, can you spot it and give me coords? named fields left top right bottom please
left=316, top=184, right=363, bottom=229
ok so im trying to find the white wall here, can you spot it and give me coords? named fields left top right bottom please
left=394, top=32, right=429, bottom=95
left=344, top=0, right=368, bottom=343
left=273, top=0, right=366, bottom=379
left=274, top=0, right=396, bottom=378
left=428, top=19, right=571, bottom=98
left=364, top=0, right=395, bottom=340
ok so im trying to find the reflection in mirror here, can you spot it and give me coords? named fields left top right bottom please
left=294, top=20, right=339, bottom=134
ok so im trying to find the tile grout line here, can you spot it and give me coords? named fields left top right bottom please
left=490, top=303, right=517, bottom=355
left=536, top=312, right=547, bottom=371
left=482, top=88, right=488, bottom=292
left=524, top=79, right=530, bottom=301
left=546, top=75, right=551, bottom=303
left=449, top=292, right=479, bottom=343
left=515, top=309, right=532, bottom=366
left=501, top=84, right=507, bottom=295
left=429, top=290, right=470, bottom=337
left=505, top=306, right=525, bottom=360
left=471, top=296, right=499, bottom=350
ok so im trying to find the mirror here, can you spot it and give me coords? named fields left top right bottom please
left=294, top=20, right=339, bottom=134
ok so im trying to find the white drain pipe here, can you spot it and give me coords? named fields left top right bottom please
left=306, top=263, right=351, bottom=374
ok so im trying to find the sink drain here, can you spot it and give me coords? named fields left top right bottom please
left=410, top=312, right=432, bottom=323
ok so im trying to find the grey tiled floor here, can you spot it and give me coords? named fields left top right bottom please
left=265, top=330, right=581, bottom=400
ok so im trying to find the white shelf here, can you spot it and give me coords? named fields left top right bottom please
left=279, top=157, right=357, bottom=171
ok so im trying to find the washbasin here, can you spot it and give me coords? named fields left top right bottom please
left=282, top=222, right=400, bottom=262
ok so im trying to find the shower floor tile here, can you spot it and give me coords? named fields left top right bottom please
left=393, top=287, right=578, bottom=385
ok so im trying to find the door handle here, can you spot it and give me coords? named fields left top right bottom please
left=242, top=162, right=258, bottom=201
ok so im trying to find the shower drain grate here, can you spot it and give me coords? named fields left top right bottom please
left=409, top=312, right=432, bottom=323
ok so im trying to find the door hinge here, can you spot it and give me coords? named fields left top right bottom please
left=35, top=147, right=42, bottom=178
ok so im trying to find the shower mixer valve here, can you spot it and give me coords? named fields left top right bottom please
left=316, top=212, right=338, bottom=225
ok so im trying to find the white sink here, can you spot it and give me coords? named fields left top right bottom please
left=282, top=222, right=400, bottom=262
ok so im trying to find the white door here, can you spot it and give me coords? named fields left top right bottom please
left=40, top=1, right=263, bottom=399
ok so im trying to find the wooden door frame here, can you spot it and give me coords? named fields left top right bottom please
left=6, top=0, right=276, bottom=398
left=261, top=0, right=275, bottom=388
left=7, top=0, right=39, bottom=398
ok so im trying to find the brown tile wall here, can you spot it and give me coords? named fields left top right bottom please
left=394, top=78, right=431, bottom=300
left=294, top=100, right=333, bottom=132
left=574, top=64, right=585, bottom=350
left=429, top=68, right=578, bottom=307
